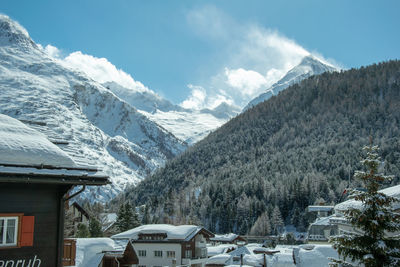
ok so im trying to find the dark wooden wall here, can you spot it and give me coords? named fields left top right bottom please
left=0, top=182, right=70, bottom=267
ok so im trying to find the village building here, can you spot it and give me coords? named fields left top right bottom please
left=306, top=184, right=400, bottom=242
left=329, top=184, right=400, bottom=238
left=307, top=215, right=338, bottom=242
left=70, top=202, right=90, bottom=227
left=209, top=233, right=247, bottom=246
left=112, top=224, right=214, bottom=267
left=64, top=201, right=91, bottom=237
left=306, top=205, right=336, bottom=242
left=207, top=244, right=237, bottom=258
left=0, top=114, right=109, bottom=267
left=100, top=212, right=118, bottom=236
left=63, top=238, right=138, bottom=267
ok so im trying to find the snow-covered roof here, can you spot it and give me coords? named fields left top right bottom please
left=210, top=233, right=239, bottom=242
left=310, top=216, right=333, bottom=227
left=0, top=114, right=76, bottom=168
left=206, top=254, right=231, bottom=265
left=207, top=244, right=237, bottom=257
left=293, top=244, right=339, bottom=267
left=0, top=114, right=109, bottom=184
left=335, top=184, right=400, bottom=212
left=101, top=213, right=117, bottom=231
left=74, top=238, right=117, bottom=267
left=111, top=224, right=212, bottom=241
left=307, top=206, right=334, bottom=212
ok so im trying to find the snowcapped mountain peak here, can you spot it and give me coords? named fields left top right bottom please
left=0, top=14, right=36, bottom=49
left=297, top=55, right=337, bottom=73
left=103, top=81, right=182, bottom=114
left=244, top=55, right=338, bottom=110
left=0, top=15, right=188, bottom=202
left=200, top=102, right=241, bottom=119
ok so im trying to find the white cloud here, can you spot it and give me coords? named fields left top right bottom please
left=183, top=5, right=331, bottom=109
left=180, top=85, right=207, bottom=110
left=44, top=44, right=62, bottom=59
left=224, top=68, right=268, bottom=96
left=44, top=50, right=148, bottom=93
left=180, top=84, right=235, bottom=110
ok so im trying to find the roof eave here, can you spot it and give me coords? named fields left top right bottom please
left=0, top=173, right=110, bottom=185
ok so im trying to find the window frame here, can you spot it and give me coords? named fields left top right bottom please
left=154, top=250, right=163, bottom=257
left=138, top=250, right=146, bottom=257
left=0, top=213, right=23, bottom=249
left=166, top=251, right=175, bottom=258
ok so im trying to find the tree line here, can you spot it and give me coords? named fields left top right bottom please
left=116, top=60, right=400, bottom=235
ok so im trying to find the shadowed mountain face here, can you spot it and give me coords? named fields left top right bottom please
left=244, top=56, right=338, bottom=111
left=125, top=60, right=400, bottom=234
left=0, top=14, right=187, bottom=202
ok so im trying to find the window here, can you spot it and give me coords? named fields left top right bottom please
left=167, top=251, right=175, bottom=258
left=0, top=214, right=35, bottom=248
left=138, top=250, right=146, bottom=257
left=154, top=250, right=163, bottom=257
left=0, top=216, right=18, bottom=247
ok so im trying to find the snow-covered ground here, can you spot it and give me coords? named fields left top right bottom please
left=206, top=243, right=339, bottom=267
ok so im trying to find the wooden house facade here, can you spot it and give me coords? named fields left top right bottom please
left=0, top=114, right=109, bottom=267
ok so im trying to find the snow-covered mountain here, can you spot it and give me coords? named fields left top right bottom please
left=103, top=81, right=240, bottom=144
left=244, top=56, right=338, bottom=110
left=0, top=15, right=187, bottom=202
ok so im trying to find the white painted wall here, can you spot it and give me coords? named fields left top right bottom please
left=132, top=242, right=182, bottom=267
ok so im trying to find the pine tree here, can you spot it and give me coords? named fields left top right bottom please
left=271, top=206, right=284, bottom=235
left=330, top=143, right=400, bottom=267
left=76, top=223, right=90, bottom=238
left=89, top=218, right=103, bottom=237
left=115, top=203, right=141, bottom=232
left=249, top=211, right=271, bottom=236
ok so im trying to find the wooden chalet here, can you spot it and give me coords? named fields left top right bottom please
left=0, top=114, right=109, bottom=267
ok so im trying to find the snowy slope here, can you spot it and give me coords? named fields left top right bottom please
left=104, top=81, right=240, bottom=144
left=0, top=15, right=186, bottom=202
left=244, top=56, right=338, bottom=110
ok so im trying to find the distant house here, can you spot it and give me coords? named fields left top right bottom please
left=101, top=212, right=118, bottom=236
left=306, top=205, right=336, bottom=242
left=306, top=205, right=334, bottom=218
left=307, top=184, right=400, bottom=242
left=63, top=238, right=138, bottom=267
left=209, top=233, right=247, bottom=246
left=0, top=114, right=109, bottom=267
left=112, top=224, right=214, bottom=267
left=71, top=202, right=90, bottom=226
left=207, top=244, right=237, bottom=258
left=65, top=201, right=91, bottom=236
left=307, top=216, right=338, bottom=242
left=329, top=184, right=400, bottom=238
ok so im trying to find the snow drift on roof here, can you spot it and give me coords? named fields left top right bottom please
left=207, top=244, right=237, bottom=257
left=211, top=233, right=239, bottom=242
left=111, top=224, right=201, bottom=240
left=206, top=254, right=231, bottom=265
left=74, top=238, right=117, bottom=267
left=335, top=184, right=400, bottom=212
left=0, top=114, right=76, bottom=168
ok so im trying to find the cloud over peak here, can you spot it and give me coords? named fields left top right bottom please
left=183, top=5, right=334, bottom=109
left=43, top=45, right=149, bottom=93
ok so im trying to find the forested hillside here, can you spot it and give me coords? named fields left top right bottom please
left=123, top=61, right=400, bottom=234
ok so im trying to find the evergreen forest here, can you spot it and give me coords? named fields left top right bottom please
left=122, top=60, right=400, bottom=235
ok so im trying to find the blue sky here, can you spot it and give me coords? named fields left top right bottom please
left=2, top=0, right=399, bottom=108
